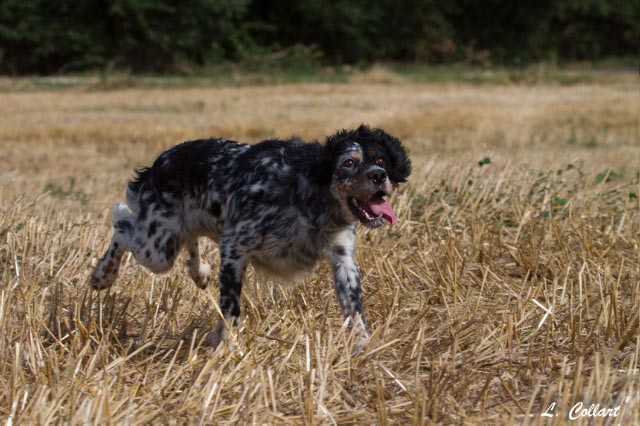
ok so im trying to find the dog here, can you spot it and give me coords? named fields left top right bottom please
left=90, top=124, right=411, bottom=348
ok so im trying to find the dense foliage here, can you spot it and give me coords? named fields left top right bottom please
left=0, top=0, right=636, bottom=73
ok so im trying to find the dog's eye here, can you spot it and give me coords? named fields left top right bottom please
left=343, top=159, right=355, bottom=168
left=376, top=158, right=385, bottom=166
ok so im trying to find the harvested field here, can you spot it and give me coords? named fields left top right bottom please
left=0, top=73, right=638, bottom=424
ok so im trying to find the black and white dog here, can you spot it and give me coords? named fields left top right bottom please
left=90, top=125, right=411, bottom=348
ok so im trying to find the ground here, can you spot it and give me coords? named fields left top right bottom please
left=0, top=69, right=638, bottom=425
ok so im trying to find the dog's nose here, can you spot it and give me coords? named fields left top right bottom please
left=367, top=169, right=387, bottom=185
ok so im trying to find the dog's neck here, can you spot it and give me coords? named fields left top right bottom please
left=325, top=201, right=354, bottom=232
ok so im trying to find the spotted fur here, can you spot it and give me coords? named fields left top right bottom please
left=90, top=125, right=411, bottom=348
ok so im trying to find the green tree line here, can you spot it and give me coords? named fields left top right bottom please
left=0, top=0, right=637, bottom=74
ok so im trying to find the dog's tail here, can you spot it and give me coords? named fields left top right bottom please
left=111, top=202, right=133, bottom=226
left=125, top=167, right=150, bottom=214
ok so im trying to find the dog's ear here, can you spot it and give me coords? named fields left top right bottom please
left=308, top=140, right=338, bottom=186
left=357, top=124, right=411, bottom=183
left=308, top=129, right=354, bottom=186
left=324, top=128, right=355, bottom=153
left=378, top=130, right=411, bottom=183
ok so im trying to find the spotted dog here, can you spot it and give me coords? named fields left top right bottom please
left=90, top=125, right=411, bottom=348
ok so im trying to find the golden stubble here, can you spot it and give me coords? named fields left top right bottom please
left=0, top=77, right=638, bottom=424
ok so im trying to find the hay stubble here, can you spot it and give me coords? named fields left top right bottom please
left=0, top=77, right=638, bottom=424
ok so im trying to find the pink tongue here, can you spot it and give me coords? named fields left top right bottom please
left=367, top=197, right=398, bottom=225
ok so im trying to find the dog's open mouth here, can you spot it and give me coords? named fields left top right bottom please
left=348, top=192, right=397, bottom=228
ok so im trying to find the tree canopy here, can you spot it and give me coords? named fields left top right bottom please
left=0, top=0, right=636, bottom=74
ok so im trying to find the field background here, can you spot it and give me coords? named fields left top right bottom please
left=0, top=69, right=638, bottom=424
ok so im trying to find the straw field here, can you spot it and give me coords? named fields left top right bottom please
left=0, top=71, right=638, bottom=425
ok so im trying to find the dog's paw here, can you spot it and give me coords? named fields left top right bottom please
left=89, top=262, right=118, bottom=290
left=193, top=276, right=210, bottom=290
left=204, top=328, right=226, bottom=348
left=352, top=329, right=370, bottom=355
left=350, top=314, right=370, bottom=355
left=203, top=317, right=238, bottom=349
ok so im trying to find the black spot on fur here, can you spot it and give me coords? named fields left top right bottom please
left=209, top=201, right=221, bottom=217
left=138, top=205, right=147, bottom=222
left=334, top=246, right=346, bottom=257
left=115, top=220, right=133, bottom=236
left=148, top=221, right=158, bottom=238
left=164, top=235, right=177, bottom=261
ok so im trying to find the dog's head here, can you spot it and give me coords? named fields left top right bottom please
left=319, top=125, right=411, bottom=228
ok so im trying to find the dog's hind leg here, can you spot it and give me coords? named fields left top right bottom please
left=90, top=203, right=134, bottom=290
left=129, top=218, right=181, bottom=275
left=185, top=238, right=211, bottom=289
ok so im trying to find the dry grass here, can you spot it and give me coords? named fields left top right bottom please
left=0, top=74, right=638, bottom=425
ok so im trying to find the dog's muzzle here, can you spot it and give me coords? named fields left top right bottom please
left=347, top=190, right=397, bottom=228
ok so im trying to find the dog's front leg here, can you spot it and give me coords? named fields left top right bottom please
left=331, top=229, right=369, bottom=351
left=206, top=236, right=247, bottom=348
